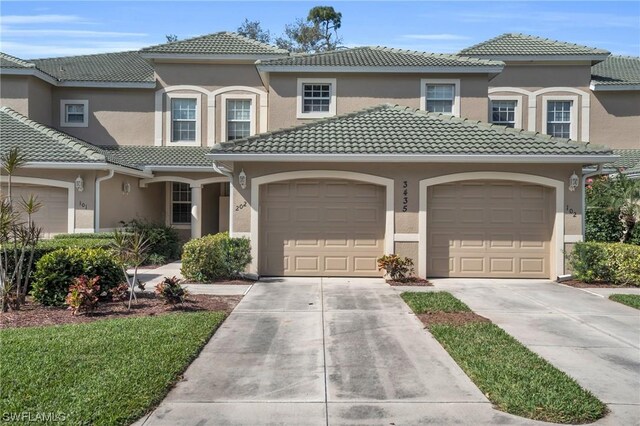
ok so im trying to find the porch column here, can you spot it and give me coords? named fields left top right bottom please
left=190, top=183, right=202, bottom=239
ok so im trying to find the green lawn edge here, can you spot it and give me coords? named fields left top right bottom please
left=609, top=293, right=640, bottom=309
left=0, top=311, right=226, bottom=426
left=401, top=292, right=608, bottom=424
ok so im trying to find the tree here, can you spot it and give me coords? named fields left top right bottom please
left=112, top=229, right=150, bottom=309
left=274, top=5, right=343, bottom=53
left=237, top=19, right=271, bottom=44
left=165, top=34, right=178, bottom=43
left=1, top=147, right=26, bottom=207
left=587, top=173, right=640, bottom=243
left=307, top=6, right=342, bottom=51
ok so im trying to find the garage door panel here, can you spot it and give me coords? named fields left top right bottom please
left=260, top=179, right=385, bottom=277
left=3, top=184, right=68, bottom=237
left=427, top=180, right=552, bottom=278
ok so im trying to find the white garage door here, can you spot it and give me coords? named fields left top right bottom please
left=427, top=180, right=553, bottom=278
left=2, top=184, right=68, bottom=237
left=260, top=179, right=385, bottom=276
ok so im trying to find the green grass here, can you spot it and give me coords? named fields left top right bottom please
left=401, top=291, right=471, bottom=313
left=609, top=294, right=640, bottom=309
left=402, top=292, right=607, bottom=424
left=0, top=311, right=226, bottom=426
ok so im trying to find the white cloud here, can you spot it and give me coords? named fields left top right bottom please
left=401, top=34, right=470, bottom=41
left=0, top=41, right=148, bottom=58
left=1, top=14, right=85, bottom=25
left=1, top=28, right=148, bottom=38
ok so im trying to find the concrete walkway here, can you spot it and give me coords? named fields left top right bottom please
left=132, top=261, right=251, bottom=296
left=140, top=278, right=544, bottom=425
left=420, top=279, right=640, bottom=426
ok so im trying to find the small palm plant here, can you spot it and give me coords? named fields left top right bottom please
left=1, top=147, right=27, bottom=207
left=112, top=229, right=150, bottom=309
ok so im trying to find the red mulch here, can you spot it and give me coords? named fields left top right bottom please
left=387, top=277, right=432, bottom=286
left=559, top=279, right=637, bottom=289
left=417, top=312, right=490, bottom=327
left=0, top=294, right=242, bottom=329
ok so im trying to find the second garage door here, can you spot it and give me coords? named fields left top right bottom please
left=260, top=179, right=385, bottom=276
left=427, top=180, right=553, bottom=278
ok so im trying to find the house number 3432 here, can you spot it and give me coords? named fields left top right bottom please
left=402, top=180, right=408, bottom=212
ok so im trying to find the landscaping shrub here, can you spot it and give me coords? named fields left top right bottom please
left=53, top=232, right=115, bottom=240
left=181, top=232, right=251, bottom=281
left=568, top=242, right=640, bottom=286
left=155, top=276, right=188, bottom=305
left=377, top=254, right=415, bottom=281
left=66, top=276, right=101, bottom=315
left=122, top=219, right=180, bottom=263
left=585, top=209, right=624, bottom=243
left=31, top=248, right=123, bottom=306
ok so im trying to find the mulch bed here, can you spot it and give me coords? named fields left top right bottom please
left=386, top=277, right=432, bottom=286
left=0, top=293, right=242, bottom=329
left=559, top=279, right=637, bottom=289
left=417, top=312, right=490, bottom=327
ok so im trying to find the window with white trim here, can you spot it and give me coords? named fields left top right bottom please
left=426, top=84, right=455, bottom=114
left=226, top=99, right=251, bottom=140
left=296, top=78, right=336, bottom=119
left=171, top=182, right=191, bottom=224
left=60, top=100, right=88, bottom=127
left=546, top=100, right=572, bottom=138
left=490, top=100, right=517, bottom=128
left=171, top=98, right=197, bottom=142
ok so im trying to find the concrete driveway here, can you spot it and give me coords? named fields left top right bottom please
left=140, top=278, right=544, bottom=425
left=420, top=279, right=640, bottom=425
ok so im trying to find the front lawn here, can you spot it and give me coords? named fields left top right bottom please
left=0, top=311, right=225, bottom=425
left=609, top=294, right=640, bottom=309
left=401, top=292, right=607, bottom=424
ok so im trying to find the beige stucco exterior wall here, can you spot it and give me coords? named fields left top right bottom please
left=490, top=64, right=592, bottom=90
left=590, top=91, right=640, bottom=149
left=268, top=73, right=490, bottom=130
left=51, top=87, right=155, bottom=146
left=154, top=63, right=265, bottom=91
left=229, top=161, right=583, bottom=276
left=27, top=76, right=53, bottom=125
left=99, top=172, right=164, bottom=229
left=0, top=75, right=29, bottom=116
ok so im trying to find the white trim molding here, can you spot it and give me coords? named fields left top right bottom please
left=220, top=93, right=257, bottom=142
left=0, top=176, right=75, bottom=233
left=210, top=86, right=268, bottom=146
left=394, top=233, right=419, bottom=242
left=421, top=78, right=461, bottom=117
left=247, top=170, right=395, bottom=275
left=418, top=172, right=565, bottom=280
left=165, top=92, right=202, bottom=146
left=488, top=95, right=523, bottom=129
left=296, top=78, right=337, bottom=119
left=542, top=95, right=579, bottom=140
left=154, top=85, right=210, bottom=146
left=59, top=99, right=89, bottom=128
left=488, top=87, right=590, bottom=141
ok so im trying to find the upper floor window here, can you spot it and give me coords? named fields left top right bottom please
left=297, top=78, right=336, bottom=119
left=60, top=100, right=88, bottom=127
left=491, top=100, right=517, bottom=128
left=171, top=98, right=197, bottom=142
left=421, top=79, right=460, bottom=117
left=546, top=100, right=572, bottom=139
left=227, top=99, right=251, bottom=140
left=171, top=182, right=191, bottom=224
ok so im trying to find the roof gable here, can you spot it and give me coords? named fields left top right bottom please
left=0, top=52, right=35, bottom=69
left=460, top=33, right=610, bottom=59
left=211, top=104, right=612, bottom=160
left=258, top=46, right=503, bottom=70
left=140, top=31, right=289, bottom=56
left=591, top=56, right=640, bottom=90
left=32, top=51, right=154, bottom=84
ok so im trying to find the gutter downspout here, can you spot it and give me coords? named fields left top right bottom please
left=212, top=161, right=235, bottom=237
left=581, top=164, right=604, bottom=237
left=95, top=169, right=115, bottom=233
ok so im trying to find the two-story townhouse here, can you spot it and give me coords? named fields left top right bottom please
left=459, top=33, right=640, bottom=171
left=1, top=32, right=628, bottom=280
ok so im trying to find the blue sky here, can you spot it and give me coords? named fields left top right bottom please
left=1, top=1, right=638, bottom=59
